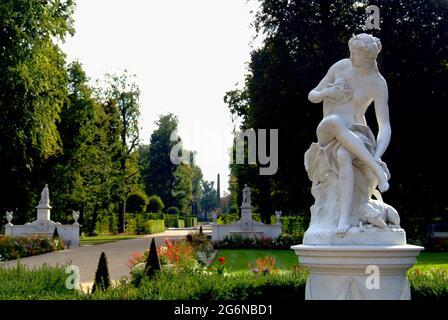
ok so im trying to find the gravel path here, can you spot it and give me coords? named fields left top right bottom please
left=1, top=227, right=211, bottom=291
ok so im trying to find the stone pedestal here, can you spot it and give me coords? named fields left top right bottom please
left=36, top=206, right=51, bottom=221
left=240, top=206, right=253, bottom=231
left=291, top=244, right=423, bottom=300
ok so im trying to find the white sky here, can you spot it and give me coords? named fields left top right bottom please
left=61, top=0, right=262, bottom=194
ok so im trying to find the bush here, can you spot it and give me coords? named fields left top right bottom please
left=213, top=234, right=303, bottom=250
left=147, top=195, right=164, bottom=213
left=89, top=269, right=308, bottom=300
left=0, top=235, right=64, bottom=261
left=127, top=191, right=149, bottom=214
left=277, top=215, right=309, bottom=237
left=146, top=220, right=165, bottom=234
left=0, top=263, right=82, bottom=299
left=167, top=206, right=180, bottom=215
left=217, top=213, right=262, bottom=224
left=95, top=213, right=118, bottom=235
left=184, top=216, right=198, bottom=228
left=92, top=252, right=111, bottom=293
left=125, top=213, right=165, bottom=235
left=164, top=215, right=185, bottom=228
left=408, top=267, right=448, bottom=300
left=145, top=238, right=161, bottom=279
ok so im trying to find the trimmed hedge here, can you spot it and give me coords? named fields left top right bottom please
left=164, top=215, right=185, bottom=228
left=184, top=216, right=198, bottom=227
left=125, top=213, right=165, bottom=235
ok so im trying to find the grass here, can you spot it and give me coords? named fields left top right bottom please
left=212, top=249, right=297, bottom=273
left=212, top=249, right=448, bottom=273
left=80, top=234, right=144, bottom=245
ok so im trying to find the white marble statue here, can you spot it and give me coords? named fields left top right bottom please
left=38, top=184, right=50, bottom=207
left=305, top=33, right=401, bottom=240
left=242, top=184, right=251, bottom=207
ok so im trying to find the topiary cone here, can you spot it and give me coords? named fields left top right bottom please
left=52, top=227, right=59, bottom=239
left=92, top=252, right=111, bottom=293
left=145, top=238, right=161, bottom=278
left=199, top=225, right=203, bottom=236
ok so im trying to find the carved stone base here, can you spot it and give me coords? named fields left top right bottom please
left=291, top=244, right=423, bottom=300
left=303, top=226, right=407, bottom=245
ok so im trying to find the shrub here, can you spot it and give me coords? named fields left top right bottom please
left=213, top=234, right=303, bottom=250
left=92, top=252, right=111, bottom=293
left=126, top=213, right=165, bottom=235
left=184, top=216, right=197, bottom=227
left=147, top=195, right=165, bottom=213
left=146, top=220, right=165, bottom=234
left=277, top=215, right=309, bottom=236
left=217, top=213, right=262, bottom=224
left=164, top=215, right=185, bottom=228
left=167, top=207, right=180, bottom=215
left=0, top=235, right=64, bottom=261
left=127, top=191, right=149, bottom=214
left=52, top=227, right=59, bottom=239
left=90, top=269, right=308, bottom=300
left=145, top=238, right=161, bottom=279
left=0, top=263, right=82, bottom=299
left=95, top=213, right=118, bottom=235
left=408, top=267, right=448, bottom=300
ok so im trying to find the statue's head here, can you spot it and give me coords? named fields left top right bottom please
left=348, top=33, right=381, bottom=67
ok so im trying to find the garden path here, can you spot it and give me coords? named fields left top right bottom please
left=1, top=226, right=211, bottom=292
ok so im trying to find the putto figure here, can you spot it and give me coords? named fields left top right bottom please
left=305, top=33, right=400, bottom=237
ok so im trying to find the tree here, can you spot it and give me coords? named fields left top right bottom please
left=226, top=0, right=448, bottom=237
left=145, top=238, right=161, bottom=279
left=147, top=195, right=165, bottom=213
left=101, top=72, right=142, bottom=233
left=0, top=0, right=75, bottom=222
left=200, top=181, right=218, bottom=214
left=144, top=114, right=178, bottom=208
left=172, top=163, right=193, bottom=215
left=45, top=62, right=122, bottom=234
left=92, top=252, right=111, bottom=293
left=126, top=191, right=149, bottom=214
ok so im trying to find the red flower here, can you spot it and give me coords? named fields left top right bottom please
left=218, top=256, right=225, bottom=265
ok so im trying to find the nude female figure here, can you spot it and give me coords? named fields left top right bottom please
left=308, top=34, right=391, bottom=234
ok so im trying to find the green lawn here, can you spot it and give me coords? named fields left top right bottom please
left=212, top=249, right=448, bottom=273
left=80, top=234, right=144, bottom=245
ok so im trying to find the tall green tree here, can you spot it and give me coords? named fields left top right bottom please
left=200, top=180, right=218, bottom=214
left=226, top=0, right=448, bottom=238
left=0, top=0, right=75, bottom=222
left=101, top=72, right=142, bottom=233
left=46, top=61, right=123, bottom=233
left=143, top=114, right=179, bottom=208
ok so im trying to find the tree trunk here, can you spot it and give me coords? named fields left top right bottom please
left=118, top=157, right=127, bottom=233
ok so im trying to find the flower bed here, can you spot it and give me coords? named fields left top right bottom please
left=0, top=235, right=65, bottom=261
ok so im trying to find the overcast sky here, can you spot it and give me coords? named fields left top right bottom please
left=61, top=0, right=262, bottom=193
